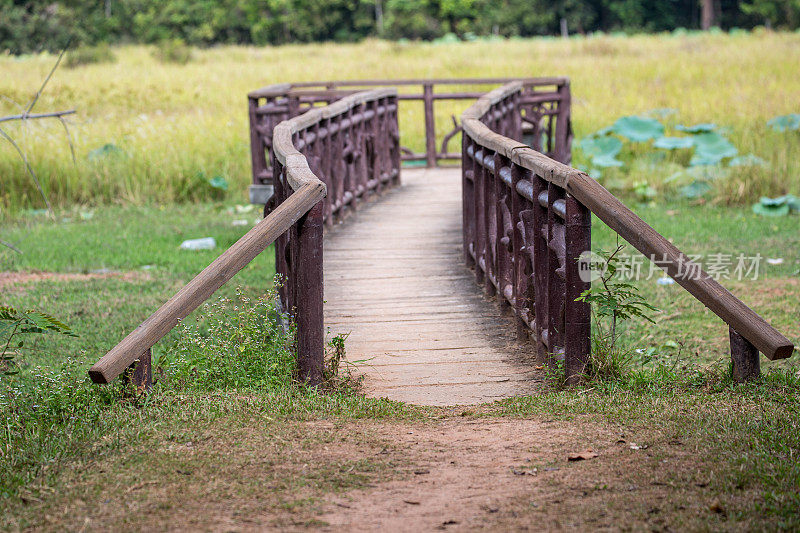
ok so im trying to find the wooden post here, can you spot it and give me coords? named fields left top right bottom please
left=494, top=152, right=509, bottom=309
left=531, top=174, right=549, bottom=363
left=474, top=148, right=485, bottom=286
left=123, top=349, right=152, bottom=392
left=249, top=96, right=268, bottom=186
left=296, top=201, right=325, bottom=385
left=546, top=183, right=565, bottom=364
left=730, top=327, right=760, bottom=382
left=554, top=81, right=572, bottom=165
left=484, top=149, right=496, bottom=297
left=462, top=139, right=475, bottom=268
left=564, top=195, right=591, bottom=384
left=510, top=164, right=528, bottom=342
left=423, top=83, right=436, bottom=167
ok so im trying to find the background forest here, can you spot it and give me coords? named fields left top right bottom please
left=2, top=0, right=800, bottom=54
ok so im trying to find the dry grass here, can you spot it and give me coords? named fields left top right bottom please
left=1, top=31, right=799, bottom=211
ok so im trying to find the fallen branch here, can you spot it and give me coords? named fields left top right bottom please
left=0, top=110, right=76, bottom=124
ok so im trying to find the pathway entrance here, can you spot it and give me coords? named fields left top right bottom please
left=323, top=168, right=541, bottom=405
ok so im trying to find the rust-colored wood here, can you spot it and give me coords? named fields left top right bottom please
left=564, top=194, right=591, bottom=384
left=296, top=201, right=325, bottom=385
left=461, top=81, right=794, bottom=364
left=249, top=78, right=569, bottom=188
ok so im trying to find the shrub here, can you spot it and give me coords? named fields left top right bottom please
left=152, top=38, right=192, bottom=64
left=64, top=44, right=116, bottom=68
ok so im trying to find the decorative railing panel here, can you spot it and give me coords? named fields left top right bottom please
left=462, top=82, right=793, bottom=383
left=248, top=78, right=570, bottom=203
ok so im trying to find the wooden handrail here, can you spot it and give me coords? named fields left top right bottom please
left=88, top=182, right=324, bottom=384
left=462, top=82, right=794, bottom=362
left=91, top=89, right=400, bottom=386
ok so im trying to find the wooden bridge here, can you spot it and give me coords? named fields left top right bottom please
left=88, top=78, right=794, bottom=402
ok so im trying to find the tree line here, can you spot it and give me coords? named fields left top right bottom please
left=2, top=0, right=798, bottom=54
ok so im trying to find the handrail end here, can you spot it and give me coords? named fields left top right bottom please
left=768, top=343, right=796, bottom=361
left=88, top=366, right=111, bottom=384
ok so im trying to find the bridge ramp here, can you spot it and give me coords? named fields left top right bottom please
left=324, top=168, right=541, bottom=406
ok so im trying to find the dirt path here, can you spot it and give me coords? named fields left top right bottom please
left=9, top=412, right=750, bottom=532
left=317, top=418, right=722, bottom=532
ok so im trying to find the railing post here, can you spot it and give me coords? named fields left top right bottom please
left=531, top=174, right=549, bottom=363
left=510, top=164, right=529, bottom=342
left=249, top=96, right=268, bottom=187
left=122, top=349, right=152, bottom=392
left=554, top=81, right=572, bottom=165
left=546, top=183, right=565, bottom=364
left=730, top=327, right=760, bottom=382
left=564, top=195, right=591, bottom=384
left=462, top=139, right=475, bottom=269
left=423, top=83, right=436, bottom=167
left=296, top=201, right=325, bottom=385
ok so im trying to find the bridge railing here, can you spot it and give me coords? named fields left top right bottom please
left=271, top=89, right=400, bottom=383
left=248, top=77, right=570, bottom=203
left=462, top=82, right=794, bottom=383
left=88, top=89, right=399, bottom=388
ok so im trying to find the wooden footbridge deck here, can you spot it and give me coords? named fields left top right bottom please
left=88, top=78, right=793, bottom=404
left=324, top=167, right=538, bottom=405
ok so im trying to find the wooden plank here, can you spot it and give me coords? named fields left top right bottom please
left=324, top=168, right=538, bottom=405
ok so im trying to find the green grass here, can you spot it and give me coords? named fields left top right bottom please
left=2, top=30, right=800, bottom=211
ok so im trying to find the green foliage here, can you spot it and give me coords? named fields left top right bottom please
left=579, top=136, right=624, bottom=167
left=610, top=115, right=664, bottom=142
left=689, top=131, right=738, bottom=166
left=752, top=194, right=800, bottom=216
left=2, top=0, right=799, bottom=54
left=64, top=43, right=116, bottom=68
left=0, top=306, right=76, bottom=376
left=165, top=287, right=296, bottom=391
left=152, top=38, right=192, bottom=64
left=679, top=179, right=712, bottom=199
left=576, top=242, right=658, bottom=381
left=676, top=123, right=718, bottom=133
left=0, top=358, right=124, bottom=498
left=653, top=136, right=694, bottom=149
left=576, top=244, right=658, bottom=346
left=767, top=113, right=800, bottom=132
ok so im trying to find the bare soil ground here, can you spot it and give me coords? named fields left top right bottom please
left=10, top=413, right=752, bottom=532
left=0, top=271, right=147, bottom=291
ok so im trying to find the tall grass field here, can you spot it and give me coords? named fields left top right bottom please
left=1, top=30, right=799, bottom=212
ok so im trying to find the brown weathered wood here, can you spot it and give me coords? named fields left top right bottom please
left=730, top=327, right=760, bottom=382
left=88, top=183, right=324, bottom=384
left=296, top=201, right=325, bottom=385
left=423, top=83, right=436, bottom=168
left=324, top=168, right=537, bottom=405
left=122, top=349, right=152, bottom=392
left=565, top=173, right=794, bottom=361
